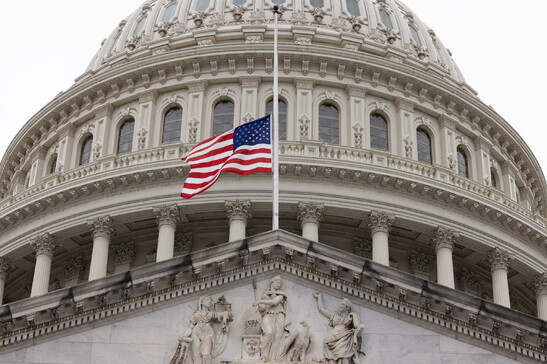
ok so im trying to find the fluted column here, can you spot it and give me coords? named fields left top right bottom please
left=153, top=204, right=180, bottom=262
left=0, top=257, right=14, bottom=305
left=30, top=233, right=59, bottom=297
left=529, top=273, right=547, bottom=319
left=225, top=200, right=252, bottom=241
left=87, top=215, right=116, bottom=281
left=431, top=226, right=459, bottom=288
left=487, top=247, right=514, bottom=307
left=297, top=201, right=324, bottom=241
left=368, top=211, right=395, bottom=266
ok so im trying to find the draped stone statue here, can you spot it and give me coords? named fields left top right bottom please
left=313, top=293, right=365, bottom=363
left=170, top=295, right=232, bottom=364
left=252, top=275, right=288, bottom=361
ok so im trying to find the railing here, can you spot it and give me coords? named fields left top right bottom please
left=2, top=141, right=544, bottom=227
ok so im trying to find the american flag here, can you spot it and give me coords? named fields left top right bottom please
left=181, top=116, right=273, bottom=199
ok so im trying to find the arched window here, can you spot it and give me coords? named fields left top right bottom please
left=416, top=128, right=432, bottom=164
left=408, top=23, right=421, bottom=45
left=310, top=0, right=324, bottom=7
left=490, top=169, right=498, bottom=188
left=433, top=42, right=444, bottom=62
left=162, top=107, right=183, bottom=143
left=265, top=99, right=287, bottom=140
left=379, top=8, right=393, bottom=29
left=133, top=16, right=147, bottom=37
left=212, top=100, right=234, bottom=135
left=162, top=1, right=178, bottom=22
left=117, top=119, right=135, bottom=155
left=457, top=147, right=469, bottom=178
left=80, top=135, right=93, bottom=166
left=109, top=32, right=120, bottom=54
left=271, top=0, right=286, bottom=4
left=233, top=0, right=246, bottom=5
left=370, top=113, right=388, bottom=151
left=319, top=103, right=339, bottom=144
left=195, top=0, right=210, bottom=11
left=49, top=155, right=58, bottom=174
left=345, top=0, right=360, bottom=16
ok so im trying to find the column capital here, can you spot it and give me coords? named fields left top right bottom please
left=458, top=267, right=480, bottom=293
left=528, top=272, right=547, bottom=296
left=431, top=226, right=459, bottom=252
left=409, top=250, right=433, bottom=276
left=87, top=215, right=117, bottom=239
left=63, top=256, right=86, bottom=280
left=113, top=241, right=136, bottom=266
left=153, top=204, right=180, bottom=227
left=352, top=237, right=372, bottom=259
left=0, top=257, right=15, bottom=280
left=30, top=233, right=59, bottom=258
left=486, top=247, right=514, bottom=271
left=225, top=200, right=252, bottom=224
left=368, top=211, right=395, bottom=234
left=175, top=232, right=194, bottom=256
left=297, top=201, right=324, bottom=226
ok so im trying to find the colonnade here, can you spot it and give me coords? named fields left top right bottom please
left=0, top=202, right=545, bottom=321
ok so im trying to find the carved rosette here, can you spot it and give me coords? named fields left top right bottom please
left=528, top=273, right=547, bottom=296
left=297, top=201, right=324, bottom=226
left=409, top=250, right=433, bottom=276
left=353, top=237, right=372, bottom=259
left=0, top=257, right=14, bottom=281
left=459, top=267, right=480, bottom=293
left=486, top=247, right=514, bottom=271
left=368, top=211, right=395, bottom=234
left=225, top=200, right=252, bottom=224
left=87, top=215, right=117, bottom=240
left=113, top=241, right=136, bottom=265
left=174, top=232, right=193, bottom=256
left=431, top=226, right=459, bottom=252
left=64, top=256, right=86, bottom=280
left=30, top=233, right=59, bottom=258
left=153, top=204, right=180, bottom=227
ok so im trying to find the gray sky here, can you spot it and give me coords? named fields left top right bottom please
left=1, top=0, right=545, bottom=176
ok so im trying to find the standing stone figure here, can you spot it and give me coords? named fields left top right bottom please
left=172, top=295, right=232, bottom=364
left=253, top=275, right=288, bottom=361
left=313, top=293, right=365, bottom=363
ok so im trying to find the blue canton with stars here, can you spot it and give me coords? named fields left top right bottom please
left=233, top=115, right=271, bottom=150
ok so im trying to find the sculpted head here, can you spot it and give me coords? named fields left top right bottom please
left=200, top=295, right=214, bottom=310
left=270, top=275, right=282, bottom=290
left=338, top=298, right=352, bottom=313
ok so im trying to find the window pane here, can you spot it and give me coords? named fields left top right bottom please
left=271, top=0, right=286, bottom=4
left=233, top=0, right=246, bottom=5
left=162, top=2, right=178, bottom=22
left=109, top=33, right=120, bottom=54
left=162, top=107, right=183, bottom=143
left=49, top=156, right=57, bottom=174
left=370, top=113, right=388, bottom=151
left=319, top=104, right=339, bottom=144
left=434, top=42, right=444, bottom=62
left=408, top=24, right=421, bottom=45
left=80, top=136, right=93, bottom=166
left=133, top=16, right=147, bottom=37
left=310, top=0, right=324, bottom=8
left=118, top=119, right=135, bottom=155
left=491, top=170, right=497, bottom=188
left=195, top=0, right=210, bottom=11
left=379, top=9, right=393, bottom=29
left=457, top=147, right=469, bottom=177
left=213, top=101, right=234, bottom=135
left=346, top=0, right=360, bottom=16
left=265, top=99, right=287, bottom=140
left=417, top=129, right=432, bottom=164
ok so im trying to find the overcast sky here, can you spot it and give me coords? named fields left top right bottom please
left=0, top=0, right=545, bottom=175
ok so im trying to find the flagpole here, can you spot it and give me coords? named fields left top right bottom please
left=272, top=5, right=280, bottom=231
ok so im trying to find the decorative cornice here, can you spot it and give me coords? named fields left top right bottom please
left=153, top=204, right=180, bottom=227
left=431, top=226, right=459, bottom=252
left=30, top=233, right=59, bottom=258
left=64, top=256, right=86, bottom=280
left=297, top=201, right=324, bottom=226
left=0, top=257, right=15, bottom=280
left=225, top=200, right=252, bottom=223
left=368, top=211, right=395, bottom=234
left=486, top=247, right=514, bottom=271
left=527, top=272, right=547, bottom=296
left=87, top=215, right=117, bottom=240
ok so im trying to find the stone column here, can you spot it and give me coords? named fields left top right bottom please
left=297, top=201, right=324, bottom=242
left=225, top=200, right=252, bottom=242
left=529, top=273, right=547, bottom=320
left=30, top=233, right=59, bottom=297
left=87, top=215, right=116, bottom=281
left=431, top=226, right=459, bottom=289
left=0, top=257, right=14, bottom=305
left=487, top=247, right=514, bottom=308
left=63, top=256, right=85, bottom=287
left=153, top=204, right=180, bottom=262
left=368, top=211, right=395, bottom=266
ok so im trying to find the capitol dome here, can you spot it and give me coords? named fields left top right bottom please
left=0, top=0, right=545, bottom=362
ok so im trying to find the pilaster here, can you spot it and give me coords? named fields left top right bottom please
left=113, top=241, right=136, bottom=274
left=294, top=78, right=314, bottom=141
left=64, top=256, right=86, bottom=287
